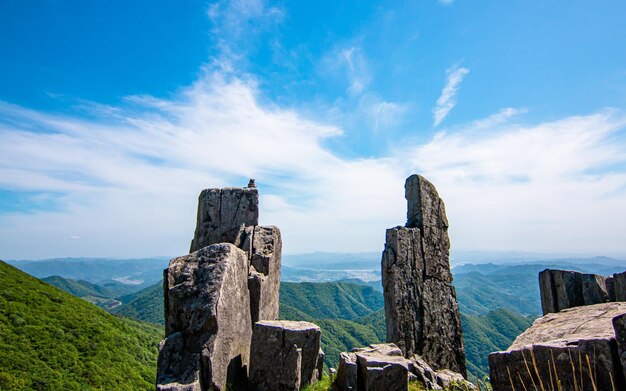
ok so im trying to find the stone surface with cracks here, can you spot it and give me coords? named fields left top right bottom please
left=381, top=175, right=466, bottom=376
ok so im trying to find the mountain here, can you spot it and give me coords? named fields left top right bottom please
left=461, top=309, right=534, bottom=379
left=112, top=282, right=164, bottom=324
left=41, top=275, right=125, bottom=310
left=0, top=261, right=163, bottom=390
left=7, top=257, right=168, bottom=287
left=61, top=273, right=531, bottom=377
left=279, top=282, right=384, bottom=320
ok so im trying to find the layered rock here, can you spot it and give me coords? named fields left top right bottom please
left=333, top=343, right=470, bottom=391
left=381, top=175, right=466, bottom=376
left=249, top=321, right=323, bottom=390
left=488, top=302, right=626, bottom=391
left=158, top=244, right=252, bottom=391
left=190, top=185, right=259, bottom=253
left=539, top=269, right=626, bottom=315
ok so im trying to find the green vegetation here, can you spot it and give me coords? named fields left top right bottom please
left=112, top=282, right=164, bottom=324
left=0, top=261, right=163, bottom=390
left=461, top=308, right=534, bottom=378
left=279, top=281, right=384, bottom=320
left=41, top=264, right=531, bottom=380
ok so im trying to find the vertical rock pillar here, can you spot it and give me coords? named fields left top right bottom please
left=381, top=174, right=466, bottom=376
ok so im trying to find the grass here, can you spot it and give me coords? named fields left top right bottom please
left=504, top=349, right=615, bottom=391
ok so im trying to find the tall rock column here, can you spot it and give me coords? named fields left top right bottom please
left=381, top=175, right=466, bottom=376
left=190, top=185, right=259, bottom=253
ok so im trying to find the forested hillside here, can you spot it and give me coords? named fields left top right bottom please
left=0, top=261, right=162, bottom=390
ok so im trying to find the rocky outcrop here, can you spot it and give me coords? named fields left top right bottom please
left=381, top=175, right=466, bottom=376
left=488, top=302, right=626, bottom=391
left=332, top=343, right=471, bottom=391
left=157, top=182, right=284, bottom=391
left=158, top=244, right=252, bottom=391
left=235, top=225, right=282, bottom=324
left=190, top=186, right=259, bottom=253
left=249, top=321, right=323, bottom=390
left=539, top=269, right=626, bottom=315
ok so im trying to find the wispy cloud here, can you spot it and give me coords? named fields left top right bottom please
left=438, top=0, right=454, bottom=6
left=2, top=86, right=626, bottom=259
left=433, top=65, right=470, bottom=127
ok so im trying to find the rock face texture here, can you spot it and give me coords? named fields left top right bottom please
left=249, top=321, right=323, bottom=390
left=157, top=182, right=287, bottom=391
left=488, top=302, right=626, bottom=391
left=235, top=225, right=282, bottom=324
left=190, top=186, right=259, bottom=253
left=333, top=343, right=470, bottom=391
left=381, top=175, right=466, bottom=376
left=539, top=269, right=626, bottom=315
left=158, top=244, right=252, bottom=391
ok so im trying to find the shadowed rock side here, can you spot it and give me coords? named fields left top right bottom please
left=382, top=175, right=466, bottom=376
left=488, top=302, right=626, bottom=391
left=539, top=269, right=626, bottom=315
left=249, top=321, right=323, bottom=390
left=158, top=244, right=252, bottom=391
left=190, top=186, right=259, bottom=253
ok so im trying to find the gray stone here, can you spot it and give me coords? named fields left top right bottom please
left=334, top=352, right=358, bottom=391
left=488, top=302, right=626, bottom=391
left=613, top=313, right=626, bottom=384
left=156, top=333, right=202, bottom=391
left=237, top=225, right=282, bottom=324
left=582, top=273, right=610, bottom=305
left=249, top=321, right=322, bottom=391
left=382, top=175, right=466, bottom=376
left=158, top=244, right=252, bottom=391
left=190, top=184, right=258, bottom=253
left=614, top=271, right=626, bottom=301
left=332, top=343, right=470, bottom=391
left=539, top=269, right=584, bottom=314
left=539, top=269, right=618, bottom=315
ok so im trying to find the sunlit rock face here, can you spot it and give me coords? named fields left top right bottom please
left=382, top=174, right=467, bottom=376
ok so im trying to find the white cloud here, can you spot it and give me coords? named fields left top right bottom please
left=409, top=109, right=626, bottom=257
left=438, top=0, right=454, bottom=5
left=433, top=65, right=470, bottom=127
left=1, top=69, right=626, bottom=260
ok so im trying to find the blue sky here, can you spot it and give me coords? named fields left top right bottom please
left=1, top=0, right=626, bottom=259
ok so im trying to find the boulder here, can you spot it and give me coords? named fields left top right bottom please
left=539, top=269, right=616, bottom=315
left=249, top=321, right=323, bottom=391
left=489, top=302, right=626, bottom=391
left=332, top=343, right=470, bottom=391
left=382, top=175, right=466, bottom=376
left=190, top=185, right=258, bottom=253
left=158, top=244, right=252, bottom=391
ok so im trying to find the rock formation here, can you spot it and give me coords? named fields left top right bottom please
left=190, top=186, right=259, bottom=252
left=333, top=343, right=470, bottom=391
left=235, top=225, right=282, bottom=324
left=158, top=244, right=252, bottom=391
left=539, top=269, right=626, bottom=315
left=157, top=181, right=288, bottom=391
left=249, top=321, right=324, bottom=390
left=381, top=175, right=466, bottom=376
left=488, top=302, right=626, bottom=391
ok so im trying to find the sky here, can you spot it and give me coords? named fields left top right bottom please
left=1, top=0, right=626, bottom=260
